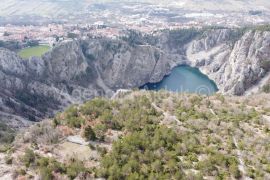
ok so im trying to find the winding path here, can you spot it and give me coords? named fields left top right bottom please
left=233, top=136, right=248, bottom=178
left=151, top=103, right=183, bottom=127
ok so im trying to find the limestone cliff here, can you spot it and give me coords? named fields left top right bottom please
left=0, top=38, right=176, bottom=124
left=186, top=29, right=270, bottom=95
left=0, top=28, right=270, bottom=124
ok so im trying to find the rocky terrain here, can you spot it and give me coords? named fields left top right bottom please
left=0, top=27, right=270, bottom=126
left=185, top=29, right=270, bottom=95
left=0, top=37, right=177, bottom=125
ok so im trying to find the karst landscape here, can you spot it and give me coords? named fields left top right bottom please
left=0, top=0, right=270, bottom=180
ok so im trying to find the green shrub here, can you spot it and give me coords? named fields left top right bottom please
left=52, top=117, right=61, bottom=127
left=5, top=155, right=13, bottom=164
left=93, top=123, right=107, bottom=141
left=0, top=144, right=12, bottom=153
left=265, top=164, right=270, bottom=173
left=39, top=167, right=53, bottom=180
left=17, top=169, right=26, bottom=176
left=63, top=106, right=86, bottom=128
left=22, top=148, right=36, bottom=168
left=80, top=98, right=111, bottom=118
left=36, top=156, right=66, bottom=179
left=187, top=153, right=199, bottom=162
left=98, top=125, right=184, bottom=179
left=66, top=117, right=85, bottom=128
left=247, top=168, right=256, bottom=178
left=83, top=126, right=96, bottom=141
left=66, top=159, right=87, bottom=179
left=196, top=159, right=217, bottom=175
left=262, top=84, right=270, bottom=93
left=229, top=163, right=241, bottom=178
left=65, top=106, right=79, bottom=118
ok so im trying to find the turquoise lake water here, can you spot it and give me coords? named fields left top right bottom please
left=142, top=65, right=218, bottom=95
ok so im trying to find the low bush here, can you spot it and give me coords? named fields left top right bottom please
left=262, top=84, right=270, bottom=93
left=22, top=148, right=36, bottom=168
left=5, top=155, right=13, bottom=164
left=83, top=126, right=96, bottom=141
left=23, top=121, right=61, bottom=145
left=66, top=159, right=87, bottom=179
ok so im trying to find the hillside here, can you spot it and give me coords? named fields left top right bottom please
left=0, top=90, right=269, bottom=179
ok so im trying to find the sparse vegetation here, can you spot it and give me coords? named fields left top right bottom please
left=19, top=149, right=91, bottom=179
left=263, top=84, right=270, bottom=93
left=21, top=121, right=61, bottom=145
left=5, top=91, right=270, bottom=179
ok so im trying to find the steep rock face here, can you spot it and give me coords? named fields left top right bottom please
left=1, top=28, right=270, bottom=124
left=0, top=38, right=176, bottom=124
left=0, top=48, right=26, bottom=75
left=186, top=30, right=270, bottom=95
left=80, top=38, right=178, bottom=89
left=42, top=41, right=89, bottom=82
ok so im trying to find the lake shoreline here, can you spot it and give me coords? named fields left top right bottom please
left=140, top=65, right=218, bottom=95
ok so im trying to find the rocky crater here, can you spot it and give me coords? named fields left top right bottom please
left=0, top=28, right=270, bottom=125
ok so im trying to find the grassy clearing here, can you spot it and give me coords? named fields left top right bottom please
left=18, top=45, right=50, bottom=59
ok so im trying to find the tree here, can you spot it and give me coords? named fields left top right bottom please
left=83, top=126, right=96, bottom=141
